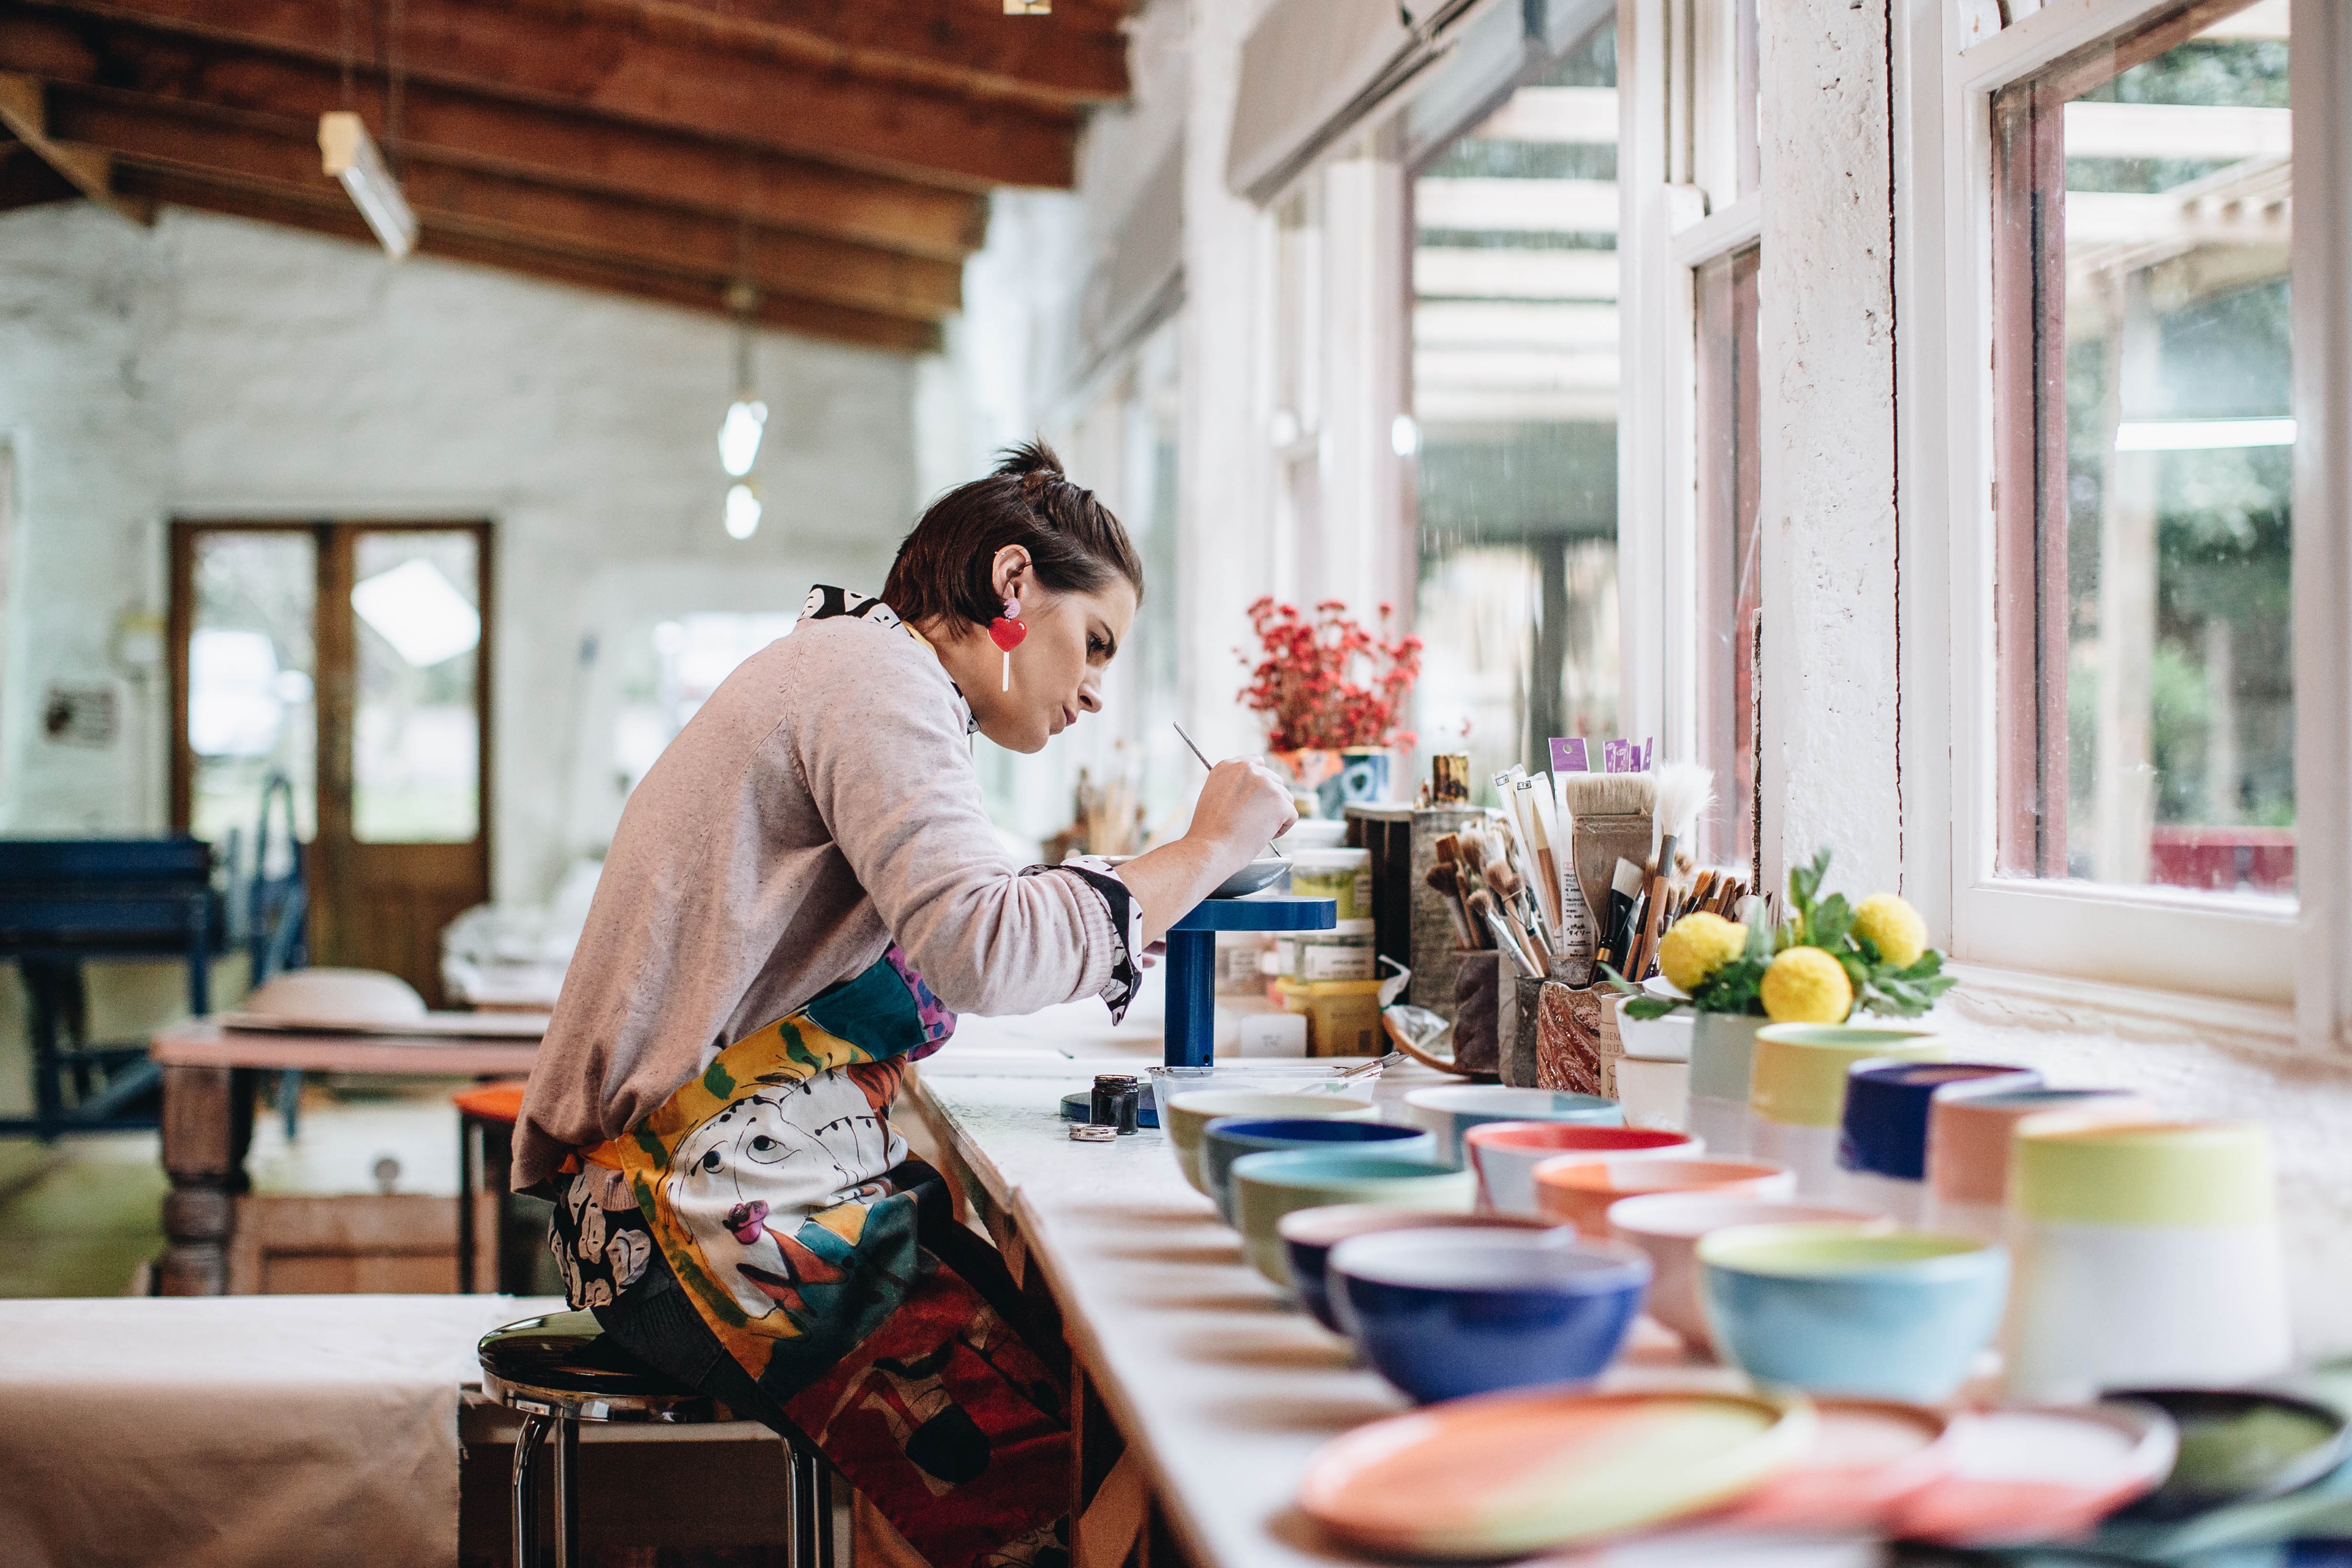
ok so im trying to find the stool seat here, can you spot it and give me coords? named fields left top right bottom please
left=454, top=1081, right=527, bottom=1124
left=479, top=1310, right=714, bottom=1423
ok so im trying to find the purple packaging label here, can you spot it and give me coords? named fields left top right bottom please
left=1549, top=737, right=1589, bottom=774
left=1642, top=737, right=1654, bottom=771
left=1602, top=739, right=1635, bottom=774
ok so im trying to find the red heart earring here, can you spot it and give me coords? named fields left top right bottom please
left=989, top=592, right=1025, bottom=691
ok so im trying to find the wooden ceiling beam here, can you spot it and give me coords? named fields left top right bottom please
left=0, top=132, right=85, bottom=209
left=44, top=82, right=963, bottom=318
left=548, top=0, right=1128, bottom=108
left=110, top=161, right=943, bottom=355
left=23, top=0, right=1078, bottom=190
left=0, top=67, right=148, bottom=220
left=0, top=11, right=987, bottom=259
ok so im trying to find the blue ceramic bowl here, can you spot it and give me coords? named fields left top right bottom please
left=1403, top=1085, right=1623, bottom=1167
left=1328, top=1228, right=1650, bottom=1404
left=1279, top=1206, right=1561, bottom=1332
left=1838, top=1061, right=2040, bottom=1180
left=1201, top=1117, right=1436, bottom=1224
left=1699, top=1223, right=2008, bottom=1401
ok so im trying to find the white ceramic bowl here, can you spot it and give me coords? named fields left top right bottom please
left=1604, top=1192, right=1891, bottom=1351
left=1404, top=1085, right=1623, bottom=1168
left=240, top=967, right=428, bottom=1027
left=1463, top=1122, right=1703, bottom=1216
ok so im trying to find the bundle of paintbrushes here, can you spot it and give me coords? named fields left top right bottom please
left=1546, top=760, right=1730, bottom=987
left=1425, top=826, right=1552, bottom=980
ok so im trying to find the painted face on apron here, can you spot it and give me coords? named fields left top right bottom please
left=665, top=1074, right=908, bottom=1322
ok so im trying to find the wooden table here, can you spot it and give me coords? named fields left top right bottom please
left=149, top=1020, right=538, bottom=1295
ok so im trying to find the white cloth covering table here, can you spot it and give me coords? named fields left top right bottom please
left=0, top=1292, right=560, bottom=1568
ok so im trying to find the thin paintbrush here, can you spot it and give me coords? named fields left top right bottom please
left=1172, top=722, right=1284, bottom=859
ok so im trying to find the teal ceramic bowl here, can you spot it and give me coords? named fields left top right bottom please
left=1231, top=1150, right=1478, bottom=1286
left=1403, top=1085, right=1623, bottom=1168
left=1699, top=1224, right=2008, bottom=1402
left=1201, top=1117, right=1438, bottom=1224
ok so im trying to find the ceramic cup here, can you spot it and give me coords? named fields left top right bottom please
left=2003, top=1120, right=2292, bottom=1403
left=1534, top=1156, right=1797, bottom=1238
left=1229, top=1150, right=1477, bottom=1286
left=1329, top=1227, right=1651, bottom=1403
left=1605, top=1193, right=1893, bottom=1352
left=1163, top=1090, right=1378, bottom=1196
left=1465, top=1122, right=1703, bottom=1217
left=1748, top=1025, right=1945, bottom=1197
left=1700, top=1224, right=2008, bottom=1402
left=1403, top=1085, right=1623, bottom=1168
left=1200, top=1117, right=1434, bottom=1224
left=1687, top=1014, right=1768, bottom=1159
left=1838, top=1061, right=2041, bottom=1224
left=1276, top=1205, right=1564, bottom=1331
left=1923, top=1087, right=2155, bottom=1243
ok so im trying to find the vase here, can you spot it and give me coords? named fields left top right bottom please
left=1271, top=749, right=1346, bottom=798
left=1317, top=748, right=1393, bottom=817
left=1687, top=1012, right=1767, bottom=1159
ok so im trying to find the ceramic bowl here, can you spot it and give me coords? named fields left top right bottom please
left=1534, top=1156, right=1796, bottom=1238
left=1464, top=1122, right=1703, bottom=1216
left=1277, top=1205, right=1562, bottom=1330
left=240, top=967, right=427, bottom=1027
left=1403, top=1085, right=1622, bottom=1167
left=1202, top=1117, right=1433, bottom=1224
left=1328, top=1228, right=1651, bottom=1404
left=1700, top=1223, right=2008, bottom=1402
left=1604, top=1193, right=1893, bottom=1351
left=1163, top=1090, right=1378, bottom=1195
left=1230, top=1151, right=1477, bottom=1286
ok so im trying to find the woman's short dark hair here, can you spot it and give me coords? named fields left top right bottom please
left=883, top=440, right=1144, bottom=628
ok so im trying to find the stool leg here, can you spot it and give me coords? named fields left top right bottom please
left=812, top=1453, right=837, bottom=1568
left=554, top=1416, right=581, bottom=1568
left=456, top=1117, right=477, bottom=1295
left=783, top=1439, right=805, bottom=1568
left=511, top=1414, right=548, bottom=1568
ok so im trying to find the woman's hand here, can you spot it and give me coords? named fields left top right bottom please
left=1185, top=757, right=1297, bottom=869
left=1110, top=757, right=1298, bottom=946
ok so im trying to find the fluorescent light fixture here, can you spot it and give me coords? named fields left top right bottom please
left=718, top=399, right=767, bottom=477
left=725, top=483, right=763, bottom=540
left=319, top=111, right=418, bottom=260
left=352, top=559, right=481, bottom=666
left=1391, top=413, right=1420, bottom=457
left=2115, top=417, right=2296, bottom=451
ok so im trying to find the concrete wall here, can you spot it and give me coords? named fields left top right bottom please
left=0, top=203, right=916, bottom=904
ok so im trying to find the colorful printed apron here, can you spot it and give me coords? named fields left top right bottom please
left=570, top=949, right=1071, bottom=1568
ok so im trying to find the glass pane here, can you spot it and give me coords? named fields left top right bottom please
left=1412, top=22, right=1621, bottom=796
left=1695, top=246, right=1763, bottom=871
left=352, top=531, right=480, bottom=843
left=1993, top=1, right=2293, bottom=896
left=189, top=532, right=317, bottom=854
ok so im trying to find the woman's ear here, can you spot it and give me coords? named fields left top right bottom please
left=991, top=545, right=1035, bottom=603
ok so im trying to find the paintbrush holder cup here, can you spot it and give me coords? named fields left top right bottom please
left=1533, top=982, right=1620, bottom=1099
left=1449, top=950, right=1506, bottom=1076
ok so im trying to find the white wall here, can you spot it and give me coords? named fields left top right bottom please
left=0, top=203, right=916, bottom=904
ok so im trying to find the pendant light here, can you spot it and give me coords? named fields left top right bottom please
left=321, top=0, right=415, bottom=258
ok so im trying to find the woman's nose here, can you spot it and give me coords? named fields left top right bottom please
left=1077, top=674, right=1102, bottom=714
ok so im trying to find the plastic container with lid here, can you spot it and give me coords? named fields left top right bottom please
left=1291, top=919, right=1378, bottom=982
left=1287, top=848, right=1373, bottom=922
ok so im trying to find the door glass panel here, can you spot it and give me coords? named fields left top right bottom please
left=352, top=531, right=480, bottom=843
left=189, top=532, right=317, bottom=849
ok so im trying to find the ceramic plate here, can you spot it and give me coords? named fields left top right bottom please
left=1212, top=858, right=1290, bottom=897
left=2108, top=1387, right=2352, bottom=1522
left=1297, top=1387, right=1814, bottom=1559
left=1891, top=1401, right=2179, bottom=1545
left=1703, top=1399, right=1961, bottom=1533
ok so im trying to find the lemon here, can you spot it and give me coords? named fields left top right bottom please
left=1852, top=893, right=1929, bottom=970
left=1761, top=947, right=1853, bottom=1024
left=1658, top=912, right=1747, bottom=993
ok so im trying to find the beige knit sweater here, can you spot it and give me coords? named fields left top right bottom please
left=513, top=610, right=1120, bottom=1189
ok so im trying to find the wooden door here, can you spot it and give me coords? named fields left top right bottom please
left=172, top=522, right=491, bottom=1006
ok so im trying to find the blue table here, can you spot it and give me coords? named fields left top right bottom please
left=1163, top=894, right=1336, bottom=1068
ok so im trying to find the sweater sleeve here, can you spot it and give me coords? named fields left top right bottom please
left=787, top=626, right=1121, bottom=1016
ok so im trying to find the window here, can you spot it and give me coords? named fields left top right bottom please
left=1694, top=244, right=1762, bottom=875
left=1991, top=2, right=2295, bottom=898
left=1412, top=23, right=1622, bottom=789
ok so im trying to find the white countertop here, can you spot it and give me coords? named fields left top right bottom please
left=914, top=975, right=1886, bottom=1568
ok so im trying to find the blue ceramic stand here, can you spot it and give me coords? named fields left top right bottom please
left=1163, top=895, right=1337, bottom=1068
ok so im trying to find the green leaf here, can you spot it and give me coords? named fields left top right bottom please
left=1625, top=997, right=1679, bottom=1020
left=1788, top=849, right=1831, bottom=913
left=1809, top=893, right=1855, bottom=951
left=1743, top=916, right=1774, bottom=963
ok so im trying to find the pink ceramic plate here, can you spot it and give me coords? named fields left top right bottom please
left=1889, top=1401, right=2177, bottom=1545
left=1297, top=1386, right=1814, bottom=1559
left=1703, top=1399, right=1961, bottom=1532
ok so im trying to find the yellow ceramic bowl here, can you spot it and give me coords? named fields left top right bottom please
left=1163, top=1090, right=1378, bottom=1195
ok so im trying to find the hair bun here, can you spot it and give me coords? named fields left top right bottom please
left=994, top=438, right=1066, bottom=501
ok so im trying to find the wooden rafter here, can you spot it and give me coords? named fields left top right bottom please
left=550, top=0, right=1129, bottom=109
left=0, top=130, right=83, bottom=209
left=0, top=67, right=148, bottom=219
left=111, top=162, right=943, bottom=355
left=43, top=81, right=963, bottom=318
left=20, top=0, right=1079, bottom=190
left=0, top=10, right=988, bottom=260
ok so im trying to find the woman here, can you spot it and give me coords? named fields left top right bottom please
left=514, top=442, right=1294, bottom=1567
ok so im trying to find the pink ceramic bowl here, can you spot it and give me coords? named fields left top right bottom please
left=1534, top=1156, right=1796, bottom=1240
left=1465, top=1122, right=1704, bottom=1216
left=1604, top=1191, right=1894, bottom=1351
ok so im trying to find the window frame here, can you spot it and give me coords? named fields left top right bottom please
left=1907, top=0, right=2350, bottom=1018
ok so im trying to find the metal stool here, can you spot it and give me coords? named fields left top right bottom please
left=478, top=1308, right=841, bottom=1568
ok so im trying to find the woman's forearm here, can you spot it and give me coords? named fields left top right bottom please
left=1116, top=756, right=1298, bottom=944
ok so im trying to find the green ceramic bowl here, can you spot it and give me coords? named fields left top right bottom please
left=1230, top=1149, right=1477, bottom=1286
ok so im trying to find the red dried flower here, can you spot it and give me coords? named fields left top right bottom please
left=1234, top=597, right=1423, bottom=752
